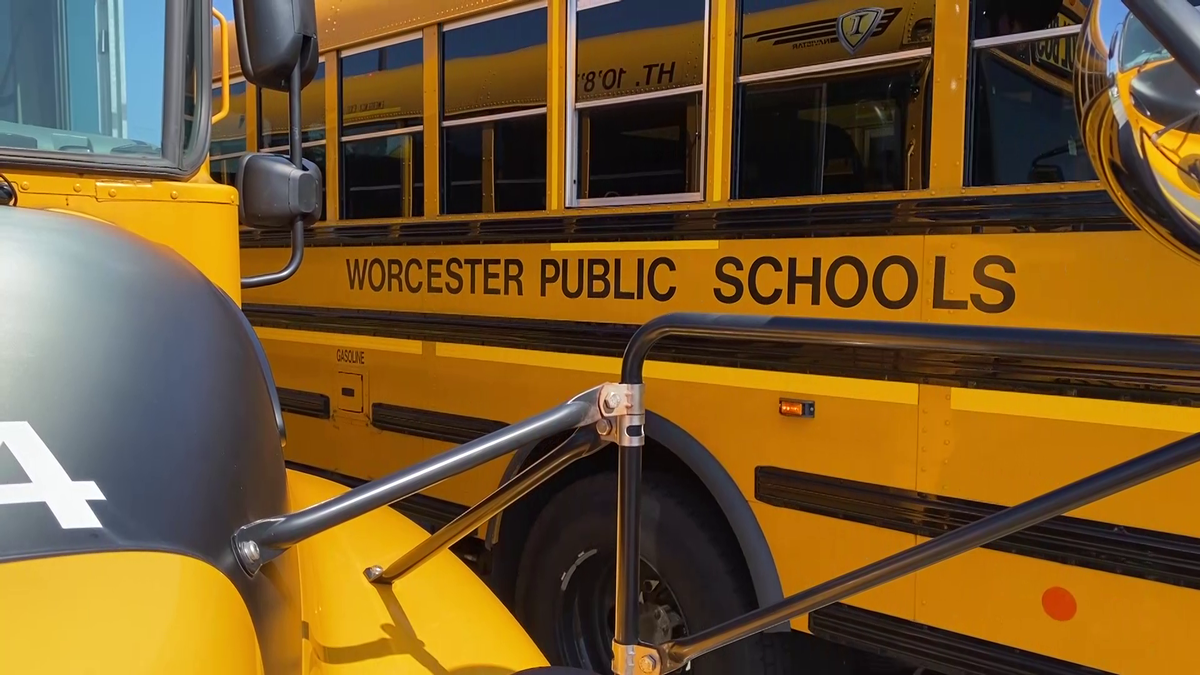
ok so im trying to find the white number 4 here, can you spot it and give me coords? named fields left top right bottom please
left=0, top=421, right=106, bottom=529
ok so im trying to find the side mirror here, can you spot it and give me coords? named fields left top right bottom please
left=231, top=0, right=319, bottom=289
left=1075, top=0, right=1200, bottom=263
left=232, top=0, right=319, bottom=92
left=236, top=154, right=323, bottom=229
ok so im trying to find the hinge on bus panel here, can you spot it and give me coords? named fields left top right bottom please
left=612, top=643, right=661, bottom=675
left=595, top=382, right=645, bottom=447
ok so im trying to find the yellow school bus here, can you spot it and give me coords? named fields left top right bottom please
left=222, top=0, right=1200, bottom=673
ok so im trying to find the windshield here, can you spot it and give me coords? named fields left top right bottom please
left=0, top=0, right=190, bottom=161
left=1119, top=2, right=1200, bottom=72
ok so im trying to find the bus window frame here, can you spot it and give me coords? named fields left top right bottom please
left=565, top=0, right=711, bottom=208
left=339, top=31, right=425, bottom=219
left=0, top=0, right=210, bottom=180
left=439, top=1, right=550, bottom=216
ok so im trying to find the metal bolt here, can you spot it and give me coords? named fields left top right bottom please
left=239, top=540, right=260, bottom=563
left=638, top=654, right=658, bottom=674
left=364, top=565, right=384, bottom=581
left=596, top=419, right=613, bottom=435
left=603, top=391, right=622, bottom=412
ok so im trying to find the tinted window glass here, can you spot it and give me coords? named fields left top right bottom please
left=967, top=36, right=1095, bottom=185
left=740, top=0, right=934, bottom=78
left=577, top=93, right=701, bottom=199
left=972, top=0, right=1080, bottom=39
left=576, top=0, right=705, bottom=103
left=444, top=115, right=546, bottom=213
left=443, top=7, right=547, bottom=120
left=261, top=61, right=325, bottom=148
left=737, top=63, right=930, bottom=198
left=0, top=0, right=168, bottom=156
left=341, top=38, right=423, bottom=136
left=210, top=156, right=241, bottom=186
left=342, top=133, right=425, bottom=219
left=211, top=80, right=248, bottom=157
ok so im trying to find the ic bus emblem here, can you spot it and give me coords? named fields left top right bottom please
left=837, top=7, right=884, bottom=54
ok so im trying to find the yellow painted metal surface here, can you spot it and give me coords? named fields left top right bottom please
left=0, top=551, right=263, bottom=674
left=243, top=234, right=931, bottom=323
left=219, top=0, right=1200, bottom=672
left=324, top=56, right=343, bottom=223
left=752, top=506, right=918, bottom=632
left=914, top=546, right=1200, bottom=673
left=705, top=0, right=735, bottom=202
left=288, top=470, right=548, bottom=674
left=213, top=8, right=232, bottom=125
left=247, top=220, right=1200, bottom=671
left=423, top=26, right=442, bottom=217
left=8, top=173, right=242, bottom=302
left=546, top=0, right=567, bottom=211
left=927, top=0, right=968, bottom=190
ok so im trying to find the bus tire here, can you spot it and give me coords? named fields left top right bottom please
left=514, top=471, right=796, bottom=675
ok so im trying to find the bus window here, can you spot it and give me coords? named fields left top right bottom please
left=572, top=0, right=707, bottom=204
left=735, top=0, right=934, bottom=199
left=210, top=80, right=248, bottom=186
left=966, top=0, right=1096, bottom=185
left=442, top=3, right=548, bottom=215
left=260, top=61, right=326, bottom=147
left=340, top=35, right=424, bottom=219
left=259, top=61, right=328, bottom=215
left=0, top=0, right=179, bottom=158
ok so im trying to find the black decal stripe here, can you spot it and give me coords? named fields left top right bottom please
left=244, top=304, right=1200, bottom=407
left=371, top=402, right=508, bottom=445
left=285, top=460, right=470, bottom=532
left=277, top=388, right=331, bottom=419
left=286, top=460, right=362, bottom=488
left=755, top=466, right=1200, bottom=590
left=240, top=192, right=1134, bottom=249
left=809, top=603, right=1112, bottom=675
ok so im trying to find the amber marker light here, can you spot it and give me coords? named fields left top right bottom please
left=778, top=398, right=816, bottom=418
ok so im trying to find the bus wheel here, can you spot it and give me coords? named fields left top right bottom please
left=514, top=472, right=789, bottom=675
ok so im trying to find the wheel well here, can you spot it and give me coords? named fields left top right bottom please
left=485, top=426, right=759, bottom=613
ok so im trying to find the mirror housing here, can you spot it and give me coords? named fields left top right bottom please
left=232, top=0, right=319, bottom=92
left=236, top=154, right=323, bottom=230
left=1075, top=0, right=1200, bottom=263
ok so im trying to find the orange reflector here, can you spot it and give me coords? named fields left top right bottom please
left=1041, top=586, right=1077, bottom=621
left=779, top=399, right=815, bottom=418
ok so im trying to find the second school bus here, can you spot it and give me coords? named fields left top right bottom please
left=217, top=0, right=1200, bottom=673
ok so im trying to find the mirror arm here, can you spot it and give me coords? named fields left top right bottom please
left=240, top=55, right=308, bottom=290
left=241, top=219, right=305, bottom=289
left=1129, top=0, right=1200, bottom=85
